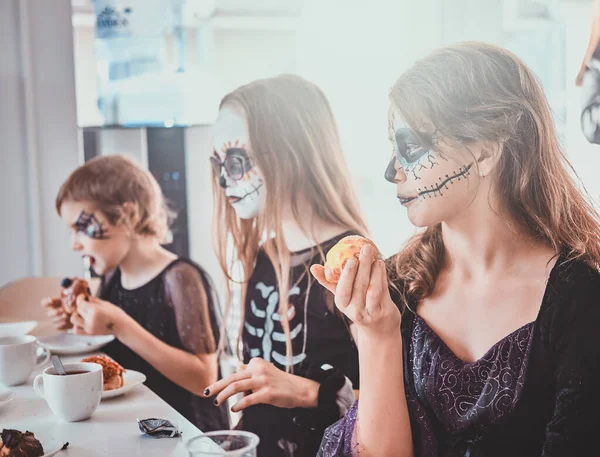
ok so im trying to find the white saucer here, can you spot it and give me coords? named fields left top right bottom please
left=0, top=321, right=37, bottom=337
left=37, top=333, right=115, bottom=355
left=0, top=386, right=15, bottom=409
left=102, top=369, right=146, bottom=399
left=38, top=435, right=66, bottom=457
left=42, top=441, right=68, bottom=457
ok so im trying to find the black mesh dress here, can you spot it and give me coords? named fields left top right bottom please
left=99, top=258, right=229, bottom=431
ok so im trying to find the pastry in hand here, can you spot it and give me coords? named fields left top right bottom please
left=60, top=277, right=91, bottom=317
left=81, top=355, right=125, bottom=391
left=0, top=429, right=44, bottom=457
left=324, top=235, right=380, bottom=283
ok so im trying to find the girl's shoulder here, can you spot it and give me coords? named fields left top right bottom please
left=160, top=257, right=216, bottom=288
left=542, top=254, right=600, bottom=321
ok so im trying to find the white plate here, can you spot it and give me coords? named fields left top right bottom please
left=0, top=386, right=15, bottom=409
left=37, top=333, right=115, bottom=355
left=102, top=369, right=146, bottom=399
left=38, top=435, right=67, bottom=457
left=42, top=441, right=68, bottom=457
left=0, top=321, right=37, bottom=337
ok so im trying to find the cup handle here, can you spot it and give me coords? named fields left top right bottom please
left=35, top=343, right=50, bottom=367
left=33, top=374, right=45, bottom=399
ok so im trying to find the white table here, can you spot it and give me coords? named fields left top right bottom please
left=0, top=353, right=208, bottom=457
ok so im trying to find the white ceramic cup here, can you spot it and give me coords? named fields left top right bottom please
left=33, top=362, right=103, bottom=422
left=0, top=335, right=50, bottom=386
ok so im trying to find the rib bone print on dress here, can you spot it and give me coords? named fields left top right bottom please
left=244, top=282, right=307, bottom=366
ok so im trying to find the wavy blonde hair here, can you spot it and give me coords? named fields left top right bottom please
left=390, top=41, right=600, bottom=302
left=212, top=74, right=368, bottom=370
left=56, top=154, right=174, bottom=242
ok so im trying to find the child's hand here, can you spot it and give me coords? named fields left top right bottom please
left=70, top=295, right=125, bottom=336
left=204, top=357, right=319, bottom=412
left=41, top=297, right=72, bottom=331
left=311, top=244, right=401, bottom=339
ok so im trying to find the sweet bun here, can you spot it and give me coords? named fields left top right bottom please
left=81, top=355, right=125, bottom=391
left=60, top=277, right=90, bottom=317
left=324, top=235, right=380, bottom=283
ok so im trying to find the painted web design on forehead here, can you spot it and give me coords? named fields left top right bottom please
left=75, top=211, right=109, bottom=240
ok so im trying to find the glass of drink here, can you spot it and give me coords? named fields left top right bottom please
left=185, top=431, right=259, bottom=457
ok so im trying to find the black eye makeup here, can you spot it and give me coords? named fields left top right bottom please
left=75, top=211, right=109, bottom=240
left=385, top=109, right=445, bottom=182
left=394, top=128, right=437, bottom=166
left=210, top=144, right=255, bottom=181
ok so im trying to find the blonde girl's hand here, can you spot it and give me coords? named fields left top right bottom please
left=204, top=357, right=319, bottom=413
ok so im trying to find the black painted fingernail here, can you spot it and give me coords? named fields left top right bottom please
left=213, top=399, right=218, bottom=405
left=204, top=388, right=210, bottom=396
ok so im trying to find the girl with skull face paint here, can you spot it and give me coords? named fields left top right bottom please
left=204, top=74, right=369, bottom=457
left=314, top=42, right=600, bottom=457
left=42, top=155, right=229, bottom=431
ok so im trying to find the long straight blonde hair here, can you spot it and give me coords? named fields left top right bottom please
left=212, top=74, right=368, bottom=370
left=389, top=42, right=600, bottom=301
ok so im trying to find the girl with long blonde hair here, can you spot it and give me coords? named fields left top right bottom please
left=203, top=74, right=369, bottom=457
left=314, top=42, right=600, bottom=457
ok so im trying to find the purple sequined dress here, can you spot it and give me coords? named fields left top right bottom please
left=317, top=313, right=534, bottom=457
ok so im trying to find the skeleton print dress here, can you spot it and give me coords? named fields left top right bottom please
left=240, top=231, right=360, bottom=457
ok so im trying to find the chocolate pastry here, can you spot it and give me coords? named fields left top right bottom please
left=60, top=277, right=91, bottom=317
left=0, top=429, right=44, bottom=457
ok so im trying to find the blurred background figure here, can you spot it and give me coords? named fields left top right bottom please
left=577, top=0, right=600, bottom=144
left=576, top=0, right=600, bottom=88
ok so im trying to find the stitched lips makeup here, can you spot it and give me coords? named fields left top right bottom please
left=396, top=163, right=473, bottom=205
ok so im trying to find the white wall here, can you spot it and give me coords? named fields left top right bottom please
left=73, top=25, right=105, bottom=127
left=1, top=0, right=82, bottom=287
left=185, top=125, right=224, bottom=293
left=0, top=0, right=31, bottom=285
left=214, top=28, right=297, bottom=95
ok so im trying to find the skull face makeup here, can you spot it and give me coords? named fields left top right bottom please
left=385, top=106, right=444, bottom=183
left=212, top=106, right=266, bottom=220
left=385, top=104, right=477, bottom=227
